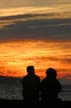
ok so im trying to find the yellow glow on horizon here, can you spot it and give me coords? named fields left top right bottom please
left=0, top=40, right=71, bottom=78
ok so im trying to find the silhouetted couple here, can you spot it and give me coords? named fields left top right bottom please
left=22, top=66, right=62, bottom=107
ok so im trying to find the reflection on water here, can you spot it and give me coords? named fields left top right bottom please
left=59, top=85, right=71, bottom=101
left=0, top=82, right=71, bottom=101
left=0, top=82, right=23, bottom=100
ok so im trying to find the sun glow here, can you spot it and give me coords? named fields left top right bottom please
left=0, top=40, right=71, bottom=78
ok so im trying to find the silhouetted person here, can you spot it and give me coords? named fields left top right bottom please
left=41, top=68, right=62, bottom=106
left=22, top=66, right=40, bottom=106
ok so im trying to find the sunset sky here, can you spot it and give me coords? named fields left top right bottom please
left=0, top=0, right=71, bottom=78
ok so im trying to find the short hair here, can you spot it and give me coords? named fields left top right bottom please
left=46, top=68, right=57, bottom=78
left=27, top=66, right=34, bottom=74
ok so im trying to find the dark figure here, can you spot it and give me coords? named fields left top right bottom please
left=22, top=66, right=40, bottom=106
left=41, top=68, right=62, bottom=106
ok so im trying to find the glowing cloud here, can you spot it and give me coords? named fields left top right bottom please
left=0, top=4, right=71, bottom=18
left=0, top=40, right=71, bottom=78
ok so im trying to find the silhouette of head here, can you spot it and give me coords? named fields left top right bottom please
left=46, top=68, right=57, bottom=79
left=27, top=66, right=35, bottom=75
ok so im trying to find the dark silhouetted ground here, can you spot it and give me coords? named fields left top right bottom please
left=0, top=99, right=71, bottom=107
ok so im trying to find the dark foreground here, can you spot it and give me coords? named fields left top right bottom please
left=0, top=100, right=71, bottom=107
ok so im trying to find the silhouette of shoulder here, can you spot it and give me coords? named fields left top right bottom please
left=41, top=78, right=61, bottom=92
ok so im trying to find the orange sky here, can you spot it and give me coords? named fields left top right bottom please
left=0, top=40, right=71, bottom=79
left=0, top=0, right=71, bottom=80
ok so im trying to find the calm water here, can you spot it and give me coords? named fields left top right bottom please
left=59, top=85, right=71, bottom=101
left=0, top=81, right=71, bottom=101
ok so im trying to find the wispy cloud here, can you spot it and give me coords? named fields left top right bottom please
left=0, top=4, right=71, bottom=17
left=0, top=40, right=70, bottom=77
left=0, top=16, right=71, bottom=41
left=0, top=0, right=71, bottom=8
